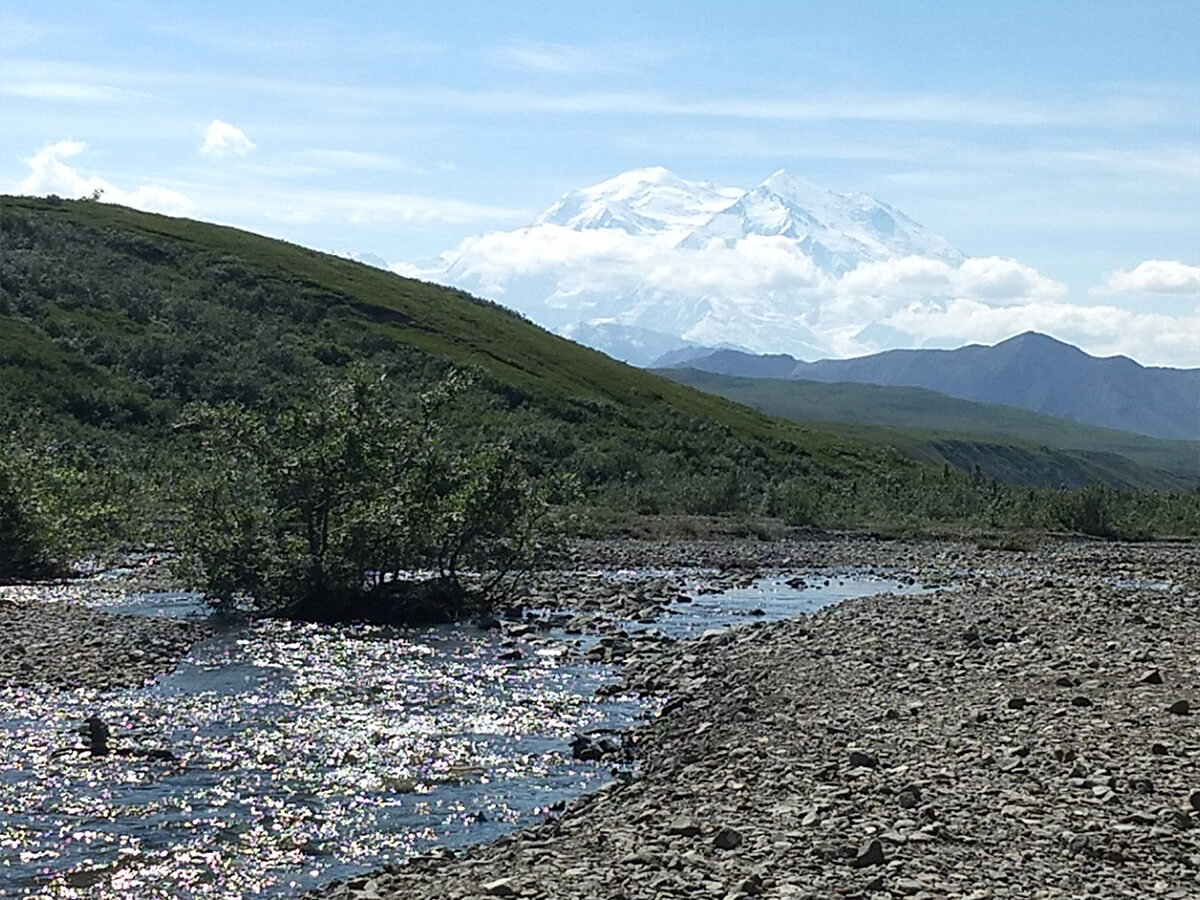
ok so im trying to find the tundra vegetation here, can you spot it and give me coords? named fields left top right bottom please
left=1, top=195, right=1197, bottom=613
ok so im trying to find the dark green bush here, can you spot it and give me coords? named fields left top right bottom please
left=173, top=368, right=575, bottom=622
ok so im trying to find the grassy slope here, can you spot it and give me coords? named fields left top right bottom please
left=659, top=369, right=1200, bottom=490
left=0, top=195, right=870, bottom=472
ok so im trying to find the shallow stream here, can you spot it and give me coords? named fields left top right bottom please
left=0, top=568, right=931, bottom=898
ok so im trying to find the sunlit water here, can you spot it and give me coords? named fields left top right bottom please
left=0, top=569, right=934, bottom=898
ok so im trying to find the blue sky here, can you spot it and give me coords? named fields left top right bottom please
left=3, top=1, right=1198, bottom=364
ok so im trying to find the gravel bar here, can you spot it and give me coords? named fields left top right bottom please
left=309, top=537, right=1200, bottom=900
left=0, top=563, right=211, bottom=692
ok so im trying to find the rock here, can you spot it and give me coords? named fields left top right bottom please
left=85, top=715, right=110, bottom=757
left=897, top=784, right=922, bottom=809
left=713, top=826, right=743, bottom=850
left=482, top=877, right=518, bottom=897
left=1123, top=811, right=1158, bottom=825
left=569, top=735, right=604, bottom=761
left=498, top=649, right=523, bottom=661
left=667, top=818, right=703, bottom=837
left=1189, top=790, right=1200, bottom=813
left=1167, top=699, right=1191, bottom=715
left=735, top=874, right=764, bottom=895
left=1071, top=696, right=1093, bottom=708
left=1139, top=669, right=1163, bottom=685
left=849, top=750, right=878, bottom=769
left=851, top=839, right=886, bottom=868
left=1007, top=696, right=1029, bottom=710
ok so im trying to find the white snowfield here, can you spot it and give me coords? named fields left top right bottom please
left=394, top=168, right=1068, bottom=366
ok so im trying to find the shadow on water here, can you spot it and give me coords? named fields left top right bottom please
left=0, top=568, right=940, bottom=898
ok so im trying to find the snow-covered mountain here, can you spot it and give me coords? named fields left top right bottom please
left=535, top=166, right=742, bottom=235
left=679, top=170, right=962, bottom=273
left=395, top=167, right=971, bottom=364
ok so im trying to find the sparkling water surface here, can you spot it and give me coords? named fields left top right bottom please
left=0, top=568, right=933, bottom=898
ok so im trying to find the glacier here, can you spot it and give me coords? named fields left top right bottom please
left=394, top=167, right=971, bottom=364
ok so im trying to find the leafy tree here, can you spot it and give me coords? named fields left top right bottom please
left=173, top=367, right=574, bottom=622
left=0, top=426, right=147, bottom=580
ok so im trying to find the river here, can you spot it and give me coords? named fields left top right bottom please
left=0, top=567, right=934, bottom=898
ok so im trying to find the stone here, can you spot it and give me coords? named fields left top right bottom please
left=1167, top=699, right=1191, bottom=715
left=849, top=750, right=878, bottom=769
left=1139, top=669, right=1163, bottom=685
left=713, top=827, right=743, bottom=850
left=482, top=877, right=518, bottom=897
left=1190, top=790, right=1200, bottom=813
left=1007, top=697, right=1029, bottom=710
left=667, top=818, right=703, bottom=837
left=1070, top=695, right=1093, bottom=708
left=1123, top=811, right=1157, bottom=825
left=851, top=839, right=886, bottom=868
left=85, top=715, right=110, bottom=757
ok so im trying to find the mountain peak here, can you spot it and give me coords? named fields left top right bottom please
left=678, top=170, right=963, bottom=273
left=760, top=169, right=831, bottom=199
left=533, top=167, right=742, bottom=233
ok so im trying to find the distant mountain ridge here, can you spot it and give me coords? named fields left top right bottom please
left=660, top=332, right=1200, bottom=441
left=657, top=367, right=1200, bottom=490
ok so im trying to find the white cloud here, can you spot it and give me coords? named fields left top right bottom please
left=200, top=119, right=256, bottom=157
left=408, top=222, right=1199, bottom=366
left=493, top=40, right=616, bottom=74
left=297, top=148, right=406, bottom=171
left=17, top=140, right=192, bottom=215
left=1094, top=260, right=1200, bottom=296
left=0, top=80, right=146, bottom=102
left=207, top=184, right=526, bottom=228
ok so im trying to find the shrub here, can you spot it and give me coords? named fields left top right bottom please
left=173, top=367, right=574, bottom=622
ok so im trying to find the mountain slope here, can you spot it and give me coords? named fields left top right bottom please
left=669, top=334, right=1200, bottom=441
left=658, top=368, right=1200, bottom=490
left=678, top=169, right=962, bottom=272
left=401, top=168, right=963, bottom=363
left=3, top=196, right=1196, bottom=538
left=0, top=194, right=893, bottom=485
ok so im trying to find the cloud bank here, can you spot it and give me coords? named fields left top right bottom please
left=18, top=140, right=192, bottom=214
left=1095, top=260, right=1200, bottom=296
left=406, top=224, right=1200, bottom=368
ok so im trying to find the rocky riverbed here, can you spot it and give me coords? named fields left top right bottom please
left=0, top=560, right=210, bottom=692
left=310, top=537, right=1200, bottom=900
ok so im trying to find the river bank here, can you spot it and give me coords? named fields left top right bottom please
left=0, top=559, right=210, bottom=692
left=310, top=537, right=1200, bottom=900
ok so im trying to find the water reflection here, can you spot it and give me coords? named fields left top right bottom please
left=0, top=567, right=936, bottom=898
left=0, top=620, right=635, bottom=898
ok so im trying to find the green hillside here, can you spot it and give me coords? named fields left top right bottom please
left=1, top=194, right=1196, bottom=553
left=0, top=196, right=802, bottom=433
left=0, top=195, right=885, bottom=500
left=658, top=368, right=1200, bottom=490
